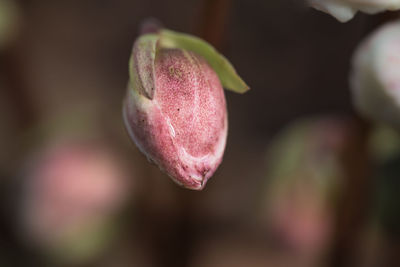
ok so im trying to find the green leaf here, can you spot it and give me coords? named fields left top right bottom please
left=159, top=29, right=249, bottom=94
left=129, top=34, right=159, bottom=99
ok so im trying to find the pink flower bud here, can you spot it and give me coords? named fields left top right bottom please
left=21, top=140, right=130, bottom=262
left=123, top=32, right=233, bottom=190
left=262, top=117, right=349, bottom=255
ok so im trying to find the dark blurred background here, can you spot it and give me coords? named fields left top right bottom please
left=0, top=0, right=399, bottom=266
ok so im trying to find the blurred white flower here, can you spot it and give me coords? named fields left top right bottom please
left=351, top=20, right=400, bottom=129
left=309, top=0, right=400, bottom=22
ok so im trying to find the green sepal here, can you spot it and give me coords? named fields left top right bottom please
left=158, top=29, right=249, bottom=94
left=129, top=34, right=158, bottom=99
